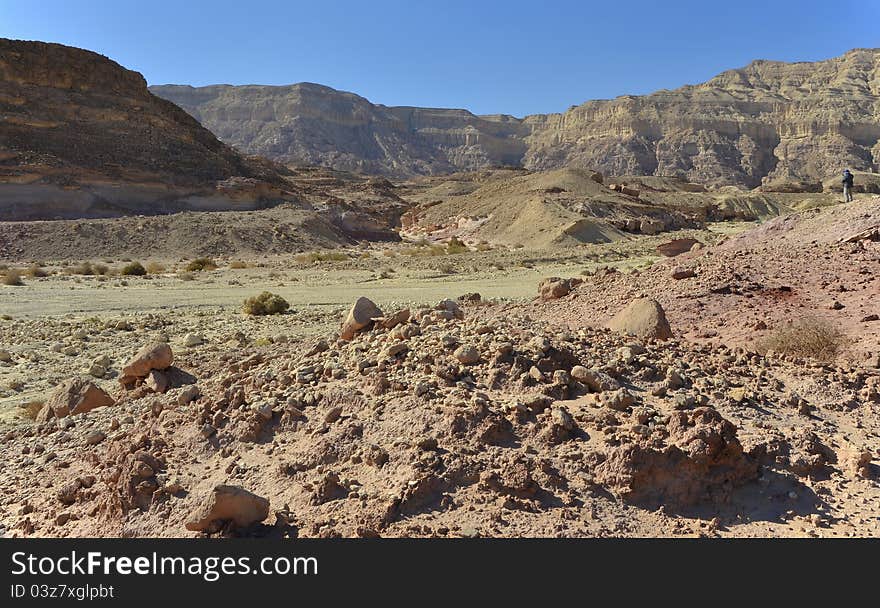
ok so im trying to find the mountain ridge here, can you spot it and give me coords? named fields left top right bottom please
left=152, top=47, right=880, bottom=187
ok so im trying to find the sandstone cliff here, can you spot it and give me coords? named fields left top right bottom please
left=0, top=39, right=289, bottom=220
left=524, top=48, right=880, bottom=188
left=152, top=49, right=880, bottom=187
left=151, top=83, right=528, bottom=178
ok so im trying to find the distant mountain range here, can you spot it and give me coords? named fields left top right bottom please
left=152, top=48, right=880, bottom=187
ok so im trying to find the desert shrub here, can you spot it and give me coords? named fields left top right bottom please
left=26, top=264, right=49, bottom=278
left=185, top=257, right=217, bottom=272
left=2, top=269, right=23, bottom=286
left=145, top=261, right=165, bottom=274
left=71, top=262, right=93, bottom=275
left=21, top=400, right=44, bottom=420
left=757, top=318, right=846, bottom=362
left=446, top=237, right=469, bottom=254
left=120, top=261, right=147, bottom=276
left=293, top=251, right=349, bottom=264
left=402, top=244, right=446, bottom=257
left=178, top=272, right=196, bottom=281
left=229, top=260, right=249, bottom=269
left=242, top=291, right=290, bottom=316
left=70, top=261, right=109, bottom=276
left=401, top=238, right=470, bottom=257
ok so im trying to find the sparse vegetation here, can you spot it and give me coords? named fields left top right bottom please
left=70, top=261, right=109, bottom=276
left=446, top=237, right=469, bottom=254
left=2, top=269, right=23, bottom=286
left=145, top=261, right=165, bottom=274
left=185, top=257, right=218, bottom=272
left=293, top=251, right=349, bottom=263
left=242, top=291, right=290, bottom=316
left=178, top=272, right=196, bottom=281
left=229, top=260, right=249, bottom=269
left=402, top=238, right=471, bottom=257
left=26, top=264, right=49, bottom=278
left=21, top=400, right=44, bottom=420
left=120, top=261, right=147, bottom=276
left=757, top=318, right=846, bottom=362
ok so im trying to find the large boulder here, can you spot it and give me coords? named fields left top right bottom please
left=656, top=238, right=700, bottom=257
left=37, top=377, right=114, bottom=421
left=185, top=485, right=270, bottom=533
left=607, top=298, right=672, bottom=341
left=340, top=297, right=383, bottom=340
left=538, top=277, right=583, bottom=301
left=120, top=343, right=173, bottom=379
left=119, top=343, right=173, bottom=388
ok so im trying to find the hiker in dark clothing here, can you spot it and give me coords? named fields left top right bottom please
left=842, top=169, right=854, bottom=202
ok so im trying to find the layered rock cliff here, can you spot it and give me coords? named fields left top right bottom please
left=152, top=48, right=880, bottom=187
left=151, top=83, right=528, bottom=178
left=0, top=39, right=289, bottom=219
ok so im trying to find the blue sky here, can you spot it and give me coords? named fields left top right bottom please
left=1, top=0, right=876, bottom=116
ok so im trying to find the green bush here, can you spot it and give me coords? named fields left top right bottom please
left=120, top=261, right=147, bottom=276
left=242, top=291, right=290, bottom=316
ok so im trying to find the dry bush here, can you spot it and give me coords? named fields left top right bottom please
left=146, top=261, right=165, bottom=274
left=242, top=291, right=290, bottom=316
left=229, top=260, right=249, bottom=269
left=2, top=269, right=23, bottom=286
left=26, top=264, right=49, bottom=278
left=446, top=237, right=469, bottom=254
left=293, top=251, right=349, bottom=263
left=21, top=400, right=44, bottom=420
left=70, top=261, right=109, bottom=276
left=178, top=272, right=196, bottom=281
left=185, top=257, right=218, bottom=272
left=402, top=238, right=470, bottom=257
left=757, top=318, right=846, bottom=362
left=120, top=261, right=147, bottom=276
left=402, top=244, right=446, bottom=257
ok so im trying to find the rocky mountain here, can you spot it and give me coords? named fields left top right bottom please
left=0, top=39, right=289, bottom=220
left=150, top=83, right=528, bottom=177
left=152, top=48, right=880, bottom=187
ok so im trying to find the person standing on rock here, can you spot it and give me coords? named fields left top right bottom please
left=842, top=169, right=854, bottom=202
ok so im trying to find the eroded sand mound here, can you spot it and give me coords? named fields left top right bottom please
left=401, top=168, right=702, bottom=248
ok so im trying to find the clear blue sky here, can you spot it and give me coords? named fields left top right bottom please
left=1, top=0, right=876, bottom=116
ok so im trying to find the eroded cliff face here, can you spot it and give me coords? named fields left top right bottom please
left=152, top=83, right=529, bottom=178
left=524, top=48, right=880, bottom=187
left=152, top=49, right=880, bottom=187
left=0, top=39, right=288, bottom=219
